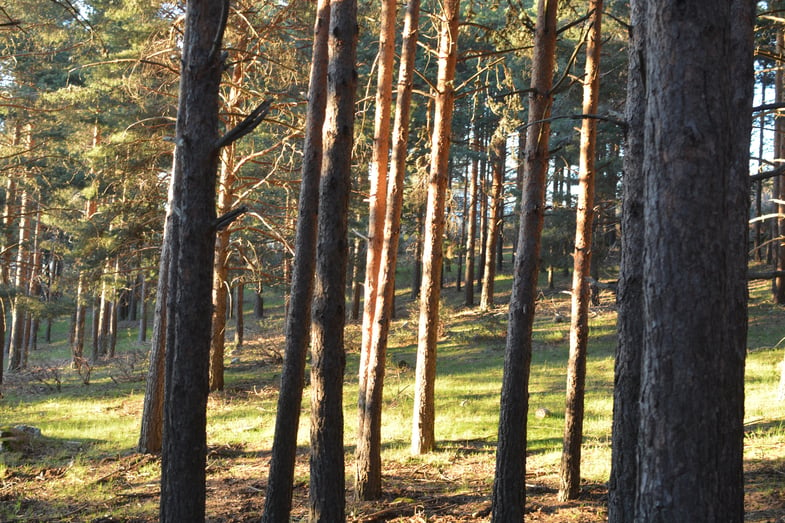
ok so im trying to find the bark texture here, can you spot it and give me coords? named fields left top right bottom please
left=491, top=0, right=558, bottom=519
left=635, top=0, right=753, bottom=520
left=607, top=0, right=645, bottom=519
left=411, top=0, right=459, bottom=455
left=261, top=1, right=329, bottom=520
left=159, top=0, right=226, bottom=518
left=559, top=0, right=603, bottom=501
left=309, top=0, right=357, bottom=520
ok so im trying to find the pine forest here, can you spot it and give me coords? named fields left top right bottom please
left=1, top=0, right=783, bottom=521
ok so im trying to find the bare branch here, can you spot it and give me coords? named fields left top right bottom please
left=215, top=99, right=273, bottom=149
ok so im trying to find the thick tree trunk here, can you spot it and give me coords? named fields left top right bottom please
left=411, top=0, right=460, bottom=456
left=608, top=0, right=645, bottom=519
left=491, top=0, right=558, bottom=519
left=254, top=287, right=264, bottom=319
left=479, top=132, right=506, bottom=310
left=635, top=1, right=752, bottom=520
left=558, top=0, right=603, bottom=501
left=261, top=2, right=329, bottom=521
left=309, top=1, right=357, bottom=519
left=159, top=0, right=226, bottom=518
left=355, top=0, right=420, bottom=500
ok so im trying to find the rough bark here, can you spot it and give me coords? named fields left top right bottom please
left=261, top=1, right=329, bottom=520
left=607, top=0, right=645, bottom=519
left=411, top=0, right=460, bottom=455
left=159, top=0, right=227, bottom=518
left=635, top=0, right=752, bottom=520
left=479, top=132, right=506, bottom=310
left=355, top=0, right=420, bottom=499
left=491, top=0, right=558, bottom=519
left=558, top=0, right=603, bottom=502
left=308, top=0, right=357, bottom=519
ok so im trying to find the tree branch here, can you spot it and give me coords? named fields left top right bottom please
left=215, top=99, right=273, bottom=149
left=215, top=205, right=248, bottom=231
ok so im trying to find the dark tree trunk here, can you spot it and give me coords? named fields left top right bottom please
left=159, top=0, right=227, bottom=518
left=608, top=0, right=645, bottom=519
left=635, top=0, right=752, bottom=520
left=491, top=0, right=558, bottom=519
left=234, top=281, right=244, bottom=350
left=309, top=0, right=357, bottom=519
left=261, top=1, right=330, bottom=520
left=138, top=272, right=147, bottom=343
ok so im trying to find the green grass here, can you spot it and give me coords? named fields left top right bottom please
left=1, top=262, right=785, bottom=520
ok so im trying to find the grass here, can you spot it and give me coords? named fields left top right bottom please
left=1, top=264, right=784, bottom=521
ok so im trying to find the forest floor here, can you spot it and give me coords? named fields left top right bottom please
left=2, top=271, right=785, bottom=522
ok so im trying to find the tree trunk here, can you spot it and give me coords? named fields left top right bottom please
left=8, top=187, right=30, bottom=371
left=254, top=287, right=264, bottom=319
left=558, top=0, right=603, bottom=501
left=138, top=272, right=147, bottom=343
left=73, top=275, right=88, bottom=364
left=350, top=234, right=363, bottom=321
left=464, top=107, right=480, bottom=307
left=358, top=0, right=395, bottom=423
left=491, top=0, right=558, bottom=519
left=608, top=0, right=645, bottom=519
left=356, top=0, right=420, bottom=500
left=411, top=0, right=459, bottom=455
left=159, top=0, right=227, bottom=517
left=635, top=1, right=752, bottom=520
left=776, top=29, right=785, bottom=304
left=138, top=155, right=178, bottom=455
left=261, top=1, right=330, bottom=520
left=234, top=281, right=244, bottom=350
left=309, top=1, right=357, bottom=519
left=479, top=132, right=506, bottom=310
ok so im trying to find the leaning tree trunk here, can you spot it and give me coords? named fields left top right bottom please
left=411, top=0, right=460, bottom=456
left=607, top=0, right=645, bottom=519
left=491, top=0, right=558, bottom=519
left=635, top=0, right=753, bottom=520
left=309, top=1, right=357, bottom=519
left=138, top=154, right=178, bottom=455
left=558, top=0, right=603, bottom=501
left=159, top=0, right=227, bottom=518
left=355, top=0, right=421, bottom=500
left=261, top=1, right=329, bottom=521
